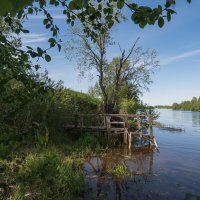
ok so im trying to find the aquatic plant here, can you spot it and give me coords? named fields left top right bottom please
left=108, top=164, right=132, bottom=179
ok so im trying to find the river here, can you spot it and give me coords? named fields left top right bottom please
left=83, top=109, right=200, bottom=200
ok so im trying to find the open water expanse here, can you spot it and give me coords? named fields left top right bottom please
left=83, top=109, right=200, bottom=200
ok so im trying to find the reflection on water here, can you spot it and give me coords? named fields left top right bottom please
left=157, top=109, right=200, bottom=132
left=192, top=112, right=200, bottom=128
left=83, top=109, right=200, bottom=200
left=83, top=148, right=155, bottom=200
left=83, top=148, right=154, bottom=176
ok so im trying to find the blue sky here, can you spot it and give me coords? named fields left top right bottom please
left=22, top=0, right=200, bottom=106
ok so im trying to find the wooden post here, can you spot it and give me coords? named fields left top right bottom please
left=149, top=115, right=153, bottom=142
left=137, top=116, right=141, bottom=130
left=106, top=116, right=111, bottom=138
left=128, top=133, right=132, bottom=149
left=124, top=127, right=128, bottom=144
left=103, top=116, right=106, bottom=128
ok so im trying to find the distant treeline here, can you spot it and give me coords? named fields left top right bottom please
left=172, top=97, right=200, bottom=111
left=155, top=97, right=200, bottom=111
left=155, top=105, right=172, bottom=109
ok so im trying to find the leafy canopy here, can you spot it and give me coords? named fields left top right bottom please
left=0, top=0, right=192, bottom=61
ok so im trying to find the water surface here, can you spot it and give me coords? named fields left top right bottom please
left=83, top=109, right=200, bottom=200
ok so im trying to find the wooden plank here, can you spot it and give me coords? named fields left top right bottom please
left=75, top=113, right=151, bottom=118
left=110, top=122, right=125, bottom=124
left=64, top=125, right=125, bottom=131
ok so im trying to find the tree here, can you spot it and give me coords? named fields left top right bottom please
left=65, top=26, right=112, bottom=113
left=172, top=96, right=200, bottom=111
left=102, top=41, right=159, bottom=113
left=67, top=27, right=159, bottom=113
left=0, top=18, right=62, bottom=134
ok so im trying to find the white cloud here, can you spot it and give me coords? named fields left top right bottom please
left=20, top=33, right=48, bottom=44
left=161, top=49, right=200, bottom=65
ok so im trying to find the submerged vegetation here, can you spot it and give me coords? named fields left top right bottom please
left=108, top=164, right=132, bottom=179
left=154, top=121, right=185, bottom=133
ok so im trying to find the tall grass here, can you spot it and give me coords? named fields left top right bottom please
left=10, top=148, right=84, bottom=199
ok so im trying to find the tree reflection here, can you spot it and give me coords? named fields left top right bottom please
left=83, top=147, right=155, bottom=199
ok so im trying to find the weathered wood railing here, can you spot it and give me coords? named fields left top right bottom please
left=65, top=114, right=156, bottom=149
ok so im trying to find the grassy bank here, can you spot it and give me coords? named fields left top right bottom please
left=0, top=131, right=118, bottom=200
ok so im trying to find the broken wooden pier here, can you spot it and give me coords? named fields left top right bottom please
left=65, top=114, right=158, bottom=150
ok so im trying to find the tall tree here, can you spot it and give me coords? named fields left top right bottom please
left=65, top=26, right=112, bottom=113
left=67, top=28, right=159, bottom=113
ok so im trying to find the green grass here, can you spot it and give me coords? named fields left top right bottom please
left=0, top=131, right=117, bottom=199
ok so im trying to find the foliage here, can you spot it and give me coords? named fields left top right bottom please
left=0, top=21, right=100, bottom=136
left=69, top=27, right=159, bottom=113
left=1, top=0, right=192, bottom=38
left=0, top=0, right=192, bottom=85
left=47, top=89, right=101, bottom=132
left=99, top=52, right=159, bottom=113
left=1, top=148, right=84, bottom=199
left=172, top=97, right=200, bottom=111
left=138, top=104, right=159, bottom=120
left=136, top=104, right=160, bottom=129
left=120, top=98, right=138, bottom=114
left=108, top=164, right=131, bottom=179
left=19, top=148, right=84, bottom=197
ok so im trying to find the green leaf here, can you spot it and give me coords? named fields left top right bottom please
left=167, top=11, right=171, bottom=21
left=117, top=0, right=124, bottom=9
left=30, top=52, right=38, bottom=58
left=57, top=44, right=61, bottom=52
left=21, top=29, right=29, bottom=33
left=21, top=53, right=29, bottom=61
left=45, top=54, right=51, bottom=62
left=157, top=5, right=162, bottom=14
left=28, top=8, right=33, bottom=14
left=69, top=1, right=76, bottom=10
left=26, top=46, right=33, bottom=50
left=37, top=47, right=43, bottom=56
left=108, top=20, right=114, bottom=28
left=46, top=24, right=51, bottom=29
left=158, top=17, right=164, bottom=28
left=48, top=38, right=56, bottom=43
left=43, top=18, right=48, bottom=25
left=139, top=20, right=147, bottom=28
left=75, top=0, right=83, bottom=8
